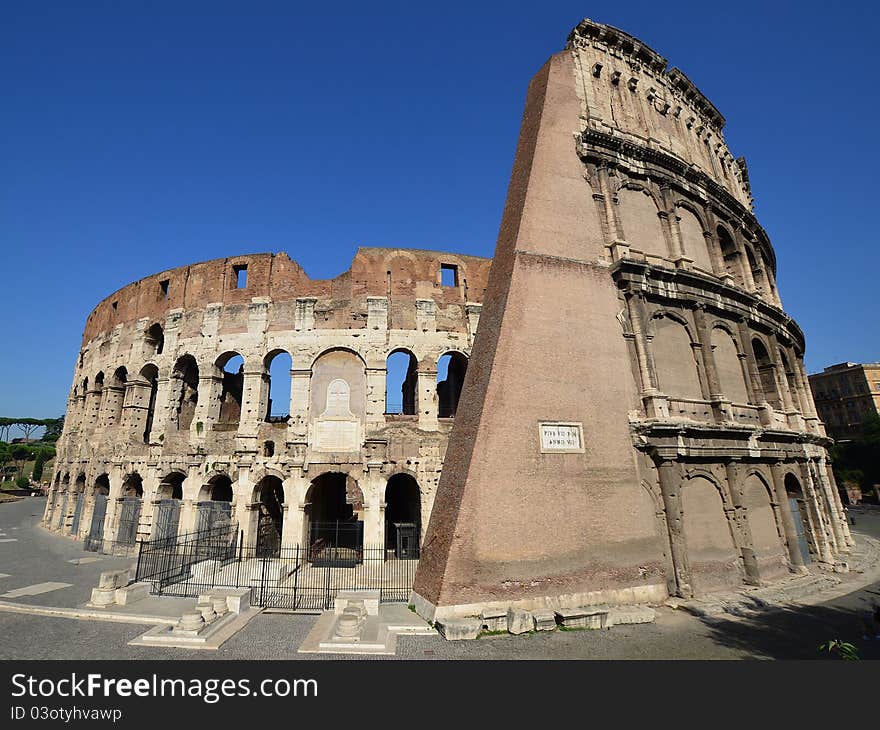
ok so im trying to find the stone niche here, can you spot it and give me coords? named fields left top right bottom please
left=313, top=379, right=361, bottom=452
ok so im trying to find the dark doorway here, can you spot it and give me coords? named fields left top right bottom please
left=255, top=476, right=284, bottom=557
left=385, top=474, right=421, bottom=559
left=306, top=473, right=364, bottom=565
left=785, top=473, right=812, bottom=565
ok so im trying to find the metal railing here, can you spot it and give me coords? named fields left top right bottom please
left=135, top=528, right=418, bottom=612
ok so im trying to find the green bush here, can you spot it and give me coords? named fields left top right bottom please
left=15, top=476, right=29, bottom=489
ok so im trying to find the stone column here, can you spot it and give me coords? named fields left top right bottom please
left=365, top=366, right=387, bottom=430
left=362, top=464, right=385, bottom=548
left=656, top=460, right=692, bottom=598
left=735, top=319, right=763, bottom=404
left=768, top=463, right=807, bottom=571
left=811, top=460, right=847, bottom=554
left=724, top=462, right=761, bottom=585
left=822, top=461, right=854, bottom=547
left=797, top=462, right=834, bottom=564
left=596, top=165, right=627, bottom=254
left=417, top=365, right=439, bottom=430
left=289, top=368, right=311, bottom=438
left=238, top=367, right=267, bottom=436
left=767, top=334, right=795, bottom=414
left=693, top=306, right=721, bottom=399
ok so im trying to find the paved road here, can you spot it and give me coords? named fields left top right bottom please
left=0, top=497, right=878, bottom=660
left=0, top=497, right=134, bottom=608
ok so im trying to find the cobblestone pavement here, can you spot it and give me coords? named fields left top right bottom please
left=1, top=498, right=879, bottom=660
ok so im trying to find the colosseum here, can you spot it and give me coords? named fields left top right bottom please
left=45, top=18, right=853, bottom=616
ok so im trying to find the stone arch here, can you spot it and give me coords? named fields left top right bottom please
left=676, top=203, right=714, bottom=272
left=145, top=323, right=164, bottom=356
left=711, top=326, right=749, bottom=404
left=616, top=185, right=669, bottom=259
left=648, top=313, right=703, bottom=400
left=253, top=475, right=285, bottom=557
left=171, top=355, right=199, bottom=431
left=744, top=243, right=766, bottom=295
left=751, top=338, right=781, bottom=409
left=717, top=224, right=746, bottom=288
left=263, top=349, right=292, bottom=422
left=137, top=364, right=159, bottom=443
left=310, top=350, right=366, bottom=452
left=384, top=473, right=421, bottom=558
left=106, top=367, right=127, bottom=427
left=215, top=352, right=244, bottom=427
left=196, top=474, right=234, bottom=532
left=437, top=351, right=468, bottom=418
left=304, top=472, right=364, bottom=561
left=386, top=349, right=418, bottom=415
left=681, top=473, right=740, bottom=593
left=783, top=472, right=813, bottom=565
left=742, top=472, right=787, bottom=578
left=155, top=472, right=184, bottom=539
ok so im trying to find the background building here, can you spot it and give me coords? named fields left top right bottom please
left=809, top=362, right=880, bottom=441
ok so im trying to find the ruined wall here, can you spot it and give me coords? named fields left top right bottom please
left=46, top=247, right=490, bottom=551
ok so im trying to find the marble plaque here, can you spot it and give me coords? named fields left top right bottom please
left=314, top=420, right=360, bottom=452
left=539, top=422, right=584, bottom=453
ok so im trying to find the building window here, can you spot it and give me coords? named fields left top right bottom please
left=159, top=279, right=169, bottom=299
left=233, top=264, right=248, bottom=289
left=440, top=264, right=458, bottom=287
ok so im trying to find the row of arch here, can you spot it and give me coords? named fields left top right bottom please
left=69, top=346, right=469, bottom=442
left=46, top=469, right=423, bottom=560
left=645, top=310, right=809, bottom=412
left=613, top=183, right=778, bottom=304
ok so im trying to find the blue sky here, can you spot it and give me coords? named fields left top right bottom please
left=2, top=0, right=878, bottom=420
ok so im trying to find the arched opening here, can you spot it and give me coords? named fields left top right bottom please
left=254, top=476, right=284, bottom=557
left=717, top=226, right=745, bottom=289
left=216, top=353, right=244, bottom=428
left=155, top=472, right=184, bottom=540
left=145, top=323, right=164, bottom=356
left=309, top=349, right=366, bottom=452
left=385, top=350, right=418, bottom=415
left=751, top=339, right=781, bottom=409
left=106, top=367, right=127, bottom=427
left=264, top=350, right=292, bottom=422
left=86, top=474, right=110, bottom=550
left=437, top=352, right=468, bottom=418
left=197, top=474, right=234, bottom=532
left=118, top=473, right=143, bottom=546
left=384, top=474, right=421, bottom=559
left=138, top=364, right=159, bottom=443
left=171, top=355, right=199, bottom=431
left=681, top=475, right=740, bottom=593
left=305, top=472, right=364, bottom=565
left=784, top=473, right=812, bottom=565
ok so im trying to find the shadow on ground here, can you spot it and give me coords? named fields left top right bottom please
left=697, top=599, right=880, bottom=660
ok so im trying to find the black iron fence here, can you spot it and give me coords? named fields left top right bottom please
left=135, top=528, right=418, bottom=612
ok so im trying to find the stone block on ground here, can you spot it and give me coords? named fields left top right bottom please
left=479, top=609, right=507, bottom=632
left=115, top=582, right=150, bottom=606
left=507, top=608, right=534, bottom=635
left=533, top=610, right=557, bottom=631
left=436, top=617, right=482, bottom=641
left=607, top=605, right=656, bottom=626
left=554, top=607, right=609, bottom=629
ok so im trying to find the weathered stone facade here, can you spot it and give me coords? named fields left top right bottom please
left=412, top=19, right=853, bottom=621
left=43, top=247, right=489, bottom=554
